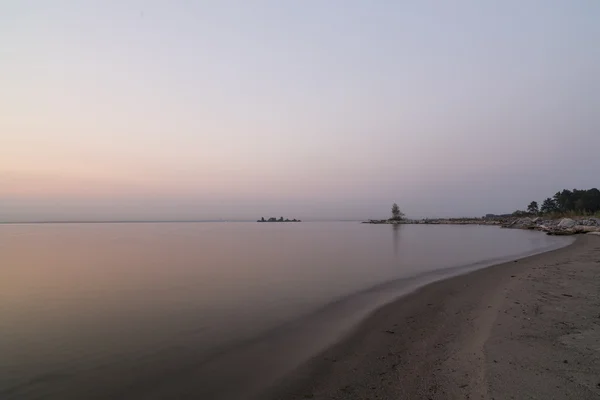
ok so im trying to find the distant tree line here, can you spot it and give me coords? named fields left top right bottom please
left=515, top=188, right=600, bottom=216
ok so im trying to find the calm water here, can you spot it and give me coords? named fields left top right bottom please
left=0, top=222, right=571, bottom=399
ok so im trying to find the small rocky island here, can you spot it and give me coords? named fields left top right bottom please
left=257, top=217, right=301, bottom=222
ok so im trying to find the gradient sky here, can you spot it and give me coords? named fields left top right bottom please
left=2, top=1, right=599, bottom=221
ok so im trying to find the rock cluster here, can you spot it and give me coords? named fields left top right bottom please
left=363, top=218, right=501, bottom=226
left=257, top=217, right=301, bottom=222
left=363, top=217, right=600, bottom=236
left=501, top=217, right=600, bottom=235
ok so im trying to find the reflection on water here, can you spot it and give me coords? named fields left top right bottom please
left=0, top=222, right=570, bottom=400
left=392, top=223, right=402, bottom=256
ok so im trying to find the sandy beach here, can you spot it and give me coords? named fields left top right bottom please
left=266, top=235, right=600, bottom=400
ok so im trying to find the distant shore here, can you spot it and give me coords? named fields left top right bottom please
left=257, top=217, right=301, bottom=223
left=363, top=216, right=600, bottom=236
left=265, top=235, right=600, bottom=399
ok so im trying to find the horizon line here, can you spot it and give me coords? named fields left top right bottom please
left=0, top=219, right=367, bottom=225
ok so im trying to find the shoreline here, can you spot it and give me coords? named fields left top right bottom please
left=145, top=228, right=571, bottom=400
left=363, top=216, right=600, bottom=236
left=264, top=235, right=600, bottom=399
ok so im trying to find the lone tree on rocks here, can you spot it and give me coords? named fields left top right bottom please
left=527, top=201, right=539, bottom=215
left=391, top=203, right=405, bottom=221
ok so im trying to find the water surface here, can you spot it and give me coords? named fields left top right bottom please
left=0, top=222, right=571, bottom=399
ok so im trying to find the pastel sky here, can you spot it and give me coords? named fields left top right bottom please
left=2, top=1, right=599, bottom=221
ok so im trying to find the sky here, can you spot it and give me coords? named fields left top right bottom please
left=1, top=1, right=599, bottom=221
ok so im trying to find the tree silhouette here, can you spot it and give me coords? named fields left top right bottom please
left=527, top=201, right=539, bottom=215
left=527, top=188, right=600, bottom=215
left=540, top=198, right=558, bottom=214
left=391, top=203, right=404, bottom=221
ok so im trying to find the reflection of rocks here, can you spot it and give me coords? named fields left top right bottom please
left=362, top=216, right=600, bottom=236
left=257, top=217, right=301, bottom=222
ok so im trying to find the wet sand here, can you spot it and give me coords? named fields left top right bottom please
left=265, top=235, right=600, bottom=399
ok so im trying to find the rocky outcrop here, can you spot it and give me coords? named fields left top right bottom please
left=544, top=218, right=599, bottom=235
left=363, top=218, right=501, bottom=226
left=362, top=216, right=600, bottom=236
left=557, top=218, right=577, bottom=229
left=574, top=225, right=600, bottom=233
left=257, top=217, right=301, bottom=222
left=579, top=218, right=600, bottom=226
left=510, top=217, right=600, bottom=236
left=507, top=217, right=536, bottom=229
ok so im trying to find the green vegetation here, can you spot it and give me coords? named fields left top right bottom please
left=516, top=188, right=600, bottom=217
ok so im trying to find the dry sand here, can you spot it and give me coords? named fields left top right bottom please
left=265, top=235, right=600, bottom=399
